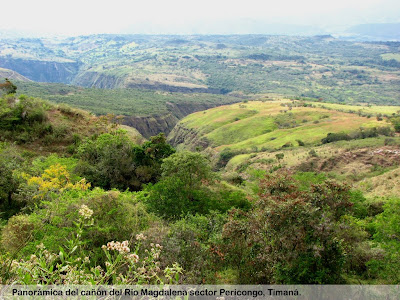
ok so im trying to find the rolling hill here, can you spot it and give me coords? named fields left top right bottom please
left=168, top=99, right=400, bottom=194
left=169, top=99, right=395, bottom=152
left=0, top=34, right=399, bottom=106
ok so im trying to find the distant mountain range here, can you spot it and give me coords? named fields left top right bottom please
left=342, top=23, right=400, bottom=41
left=121, top=21, right=400, bottom=41
left=1, top=23, right=399, bottom=41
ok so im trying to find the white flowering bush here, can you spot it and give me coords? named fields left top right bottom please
left=1, top=205, right=182, bottom=284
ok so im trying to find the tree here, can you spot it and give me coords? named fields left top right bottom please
left=223, top=171, right=356, bottom=284
left=76, top=131, right=174, bottom=191
left=144, top=151, right=214, bottom=219
left=372, top=198, right=400, bottom=282
left=161, top=151, right=213, bottom=193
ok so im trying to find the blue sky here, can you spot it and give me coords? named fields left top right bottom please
left=1, top=0, right=399, bottom=35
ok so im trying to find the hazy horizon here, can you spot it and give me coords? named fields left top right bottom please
left=0, top=0, right=399, bottom=37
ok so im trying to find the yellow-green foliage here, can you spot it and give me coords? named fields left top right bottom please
left=26, top=164, right=90, bottom=201
left=381, top=53, right=400, bottom=62
left=309, top=102, right=400, bottom=116
left=1, top=214, right=35, bottom=253
left=356, top=167, right=400, bottom=199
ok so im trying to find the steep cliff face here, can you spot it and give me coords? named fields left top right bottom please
left=72, top=71, right=125, bottom=89
left=122, top=113, right=178, bottom=139
left=74, top=72, right=227, bottom=93
left=0, top=58, right=80, bottom=83
left=167, top=123, right=209, bottom=150
left=122, top=101, right=238, bottom=139
left=125, top=82, right=225, bottom=94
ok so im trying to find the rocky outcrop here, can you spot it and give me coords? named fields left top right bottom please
left=0, top=67, right=31, bottom=82
left=167, top=123, right=209, bottom=150
left=122, top=113, right=178, bottom=139
left=125, top=82, right=226, bottom=94
left=0, top=58, right=80, bottom=83
left=72, top=71, right=125, bottom=89
left=122, top=100, right=238, bottom=139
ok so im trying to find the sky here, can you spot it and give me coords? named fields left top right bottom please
left=1, top=0, right=399, bottom=36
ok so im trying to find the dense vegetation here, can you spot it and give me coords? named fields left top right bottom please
left=1, top=85, right=400, bottom=284
left=15, top=81, right=241, bottom=116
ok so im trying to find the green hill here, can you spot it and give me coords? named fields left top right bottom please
left=169, top=99, right=394, bottom=152
left=168, top=99, right=400, bottom=191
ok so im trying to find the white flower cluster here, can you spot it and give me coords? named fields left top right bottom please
left=78, top=204, right=93, bottom=219
left=102, top=240, right=130, bottom=253
left=128, top=253, right=139, bottom=263
left=135, top=233, right=147, bottom=241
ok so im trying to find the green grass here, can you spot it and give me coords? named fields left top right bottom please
left=173, top=100, right=395, bottom=170
left=181, top=106, right=258, bottom=134
left=381, top=53, right=400, bottom=62
left=207, top=116, right=277, bottom=146
left=175, top=100, right=387, bottom=152
left=309, top=102, right=400, bottom=116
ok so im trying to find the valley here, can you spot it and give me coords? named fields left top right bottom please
left=0, top=35, right=399, bottom=105
left=1, top=32, right=400, bottom=286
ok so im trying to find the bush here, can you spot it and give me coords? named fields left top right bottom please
left=1, top=214, right=35, bottom=253
left=297, top=139, right=305, bottom=146
left=322, top=132, right=351, bottom=144
left=0, top=79, right=17, bottom=95
left=144, top=152, right=214, bottom=219
left=322, top=127, right=394, bottom=144
left=145, top=152, right=250, bottom=220
left=370, top=198, right=400, bottom=282
left=2, top=209, right=181, bottom=284
left=217, top=148, right=238, bottom=169
left=162, top=213, right=227, bottom=283
left=223, top=171, right=362, bottom=284
left=76, top=131, right=174, bottom=191
left=18, top=186, right=157, bottom=262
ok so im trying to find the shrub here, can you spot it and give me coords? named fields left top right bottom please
left=281, top=142, right=292, bottom=148
left=297, top=139, right=305, bottom=146
left=321, top=132, right=351, bottom=144
left=162, top=213, right=227, bottom=283
left=370, top=198, right=400, bottom=282
left=76, top=131, right=174, bottom=191
left=223, top=171, right=360, bottom=284
left=275, top=153, right=284, bottom=161
left=145, top=152, right=250, bottom=220
left=1, top=214, right=35, bottom=253
left=0, top=78, right=17, bottom=95
left=2, top=209, right=182, bottom=284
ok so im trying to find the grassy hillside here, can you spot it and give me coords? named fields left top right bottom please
left=169, top=99, right=400, bottom=200
left=308, top=102, right=400, bottom=116
left=172, top=100, right=393, bottom=152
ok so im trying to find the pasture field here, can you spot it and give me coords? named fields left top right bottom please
left=176, top=100, right=391, bottom=153
left=308, top=102, right=400, bottom=116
